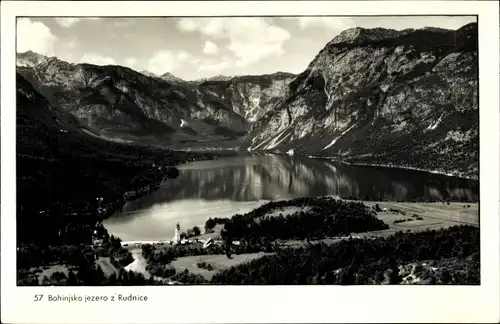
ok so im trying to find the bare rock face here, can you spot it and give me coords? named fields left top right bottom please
left=16, top=50, right=50, bottom=67
left=16, top=23, right=478, bottom=178
left=331, top=27, right=413, bottom=45
left=17, top=55, right=293, bottom=145
left=193, top=72, right=296, bottom=122
left=16, top=57, right=252, bottom=143
left=248, top=23, right=478, bottom=178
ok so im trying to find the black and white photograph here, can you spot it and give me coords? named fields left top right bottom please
left=1, top=1, right=499, bottom=323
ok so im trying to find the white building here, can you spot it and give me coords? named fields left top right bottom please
left=172, top=222, right=181, bottom=243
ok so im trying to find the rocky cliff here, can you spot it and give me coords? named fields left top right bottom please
left=16, top=23, right=478, bottom=178
left=17, top=55, right=294, bottom=145
left=17, top=57, right=250, bottom=144
left=193, top=72, right=295, bottom=122
left=248, top=23, right=478, bottom=178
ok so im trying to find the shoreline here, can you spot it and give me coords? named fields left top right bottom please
left=341, top=161, right=478, bottom=181
left=161, top=150, right=478, bottom=181
left=308, top=156, right=478, bottom=181
left=133, top=198, right=478, bottom=284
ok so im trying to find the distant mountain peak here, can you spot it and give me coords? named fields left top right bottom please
left=159, top=72, right=186, bottom=83
left=140, top=70, right=158, bottom=78
left=16, top=50, right=50, bottom=67
left=191, top=75, right=235, bottom=83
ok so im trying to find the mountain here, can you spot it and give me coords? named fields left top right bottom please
left=16, top=56, right=294, bottom=146
left=190, top=75, right=235, bottom=83
left=193, top=72, right=296, bottom=122
left=16, top=23, right=478, bottom=178
left=16, top=72, right=88, bottom=157
left=16, top=57, right=251, bottom=145
left=247, top=23, right=478, bottom=178
left=159, top=72, right=186, bottom=84
left=330, top=27, right=413, bottom=45
left=139, top=70, right=158, bottom=78
left=16, top=50, right=50, bottom=67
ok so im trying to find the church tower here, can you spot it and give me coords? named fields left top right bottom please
left=173, top=222, right=181, bottom=243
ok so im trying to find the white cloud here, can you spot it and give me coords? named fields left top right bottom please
left=55, top=18, right=81, bottom=28
left=177, top=18, right=291, bottom=67
left=189, top=57, right=201, bottom=65
left=17, top=18, right=57, bottom=55
left=146, top=50, right=199, bottom=74
left=55, top=17, right=101, bottom=28
left=198, top=60, right=231, bottom=73
left=148, top=50, right=182, bottom=75
left=177, top=51, right=192, bottom=62
left=125, top=57, right=138, bottom=68
left=79, top=53, right=116, bottom=66
left=293, top=17, right=355, bottom=30
left=203, top=41, right=219, bottom=55
left=177, top=19, right=198, bottom=32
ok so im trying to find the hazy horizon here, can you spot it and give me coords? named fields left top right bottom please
left=17, top=16, right=476, bottom=80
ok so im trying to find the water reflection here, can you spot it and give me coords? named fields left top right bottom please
left=103, top=154, right=478, bottom=241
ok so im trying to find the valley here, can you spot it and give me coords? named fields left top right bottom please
left=15, top=21, right=479, bottom=286
left=16, top=22, right=478, bottom=178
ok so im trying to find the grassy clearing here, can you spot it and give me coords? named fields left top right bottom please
left=366, top=201, right=478, bottom=228
left=170, top=252, right=273, bottom=280
left=28, top=264, right=74, bottom=285
left=275, top=201, right=478, bottom=247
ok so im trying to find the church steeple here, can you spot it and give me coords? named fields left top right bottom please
left=173, top=222, right=181, bottom=243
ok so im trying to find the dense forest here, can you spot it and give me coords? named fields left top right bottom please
left=19, top=266, right=164, bottom=286
left=16, top=73, right=233, bottom=277
left=209, top=225, right=479, bottom=285
left=205, top=197, right=389, bottom=241
left=139, top=225, right=480, bottom=285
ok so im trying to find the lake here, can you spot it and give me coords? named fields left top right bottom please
left=103, top=154, right=479, bottom=241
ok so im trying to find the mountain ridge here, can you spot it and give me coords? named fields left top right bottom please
left=16, top=53, right=295, bottom=145
left=16, top=22, right=478, bottom=178
left=247, top=22, right=478, bottom=178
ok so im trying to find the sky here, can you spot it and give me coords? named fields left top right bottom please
left=17, top=16, right=476, bottom=80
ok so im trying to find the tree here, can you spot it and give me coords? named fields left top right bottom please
left=338, top=267, right=355, bottom=285
left=193, top=226, right=201, bottom=236
left=108, top=273, right=117, bottom=285
left=375, top=270, right=385, bottom=284
left=127, top=270, right=136, bottom=283
left=440, top=270, right=452, bottom=284
left=42, top=276, right=50, bottom=286
left=95, top=265, right=105, bottom=284
left=50, top=271, right=67, bottom=284
left=67, top=271, right=78, bottom=285
left=205, top=219, right=216, bottom=233
left=142, top=244, right=154, bottom=259
left=324, top=271, right=336, bottom=284
left=389, top=266, right=402, bottom=285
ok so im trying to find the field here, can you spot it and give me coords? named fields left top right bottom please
left=27, top=264, right=74, bottom=285
left=366, top=201, right=478, bottom=231
left=169, top=252, right=273, bottom=280
left=131, top=200, right=479, bottom=283
left=274, top=201, right=478, bottom=247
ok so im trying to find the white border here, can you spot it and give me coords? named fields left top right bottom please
left=1, top=1, right=499, bottom=323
